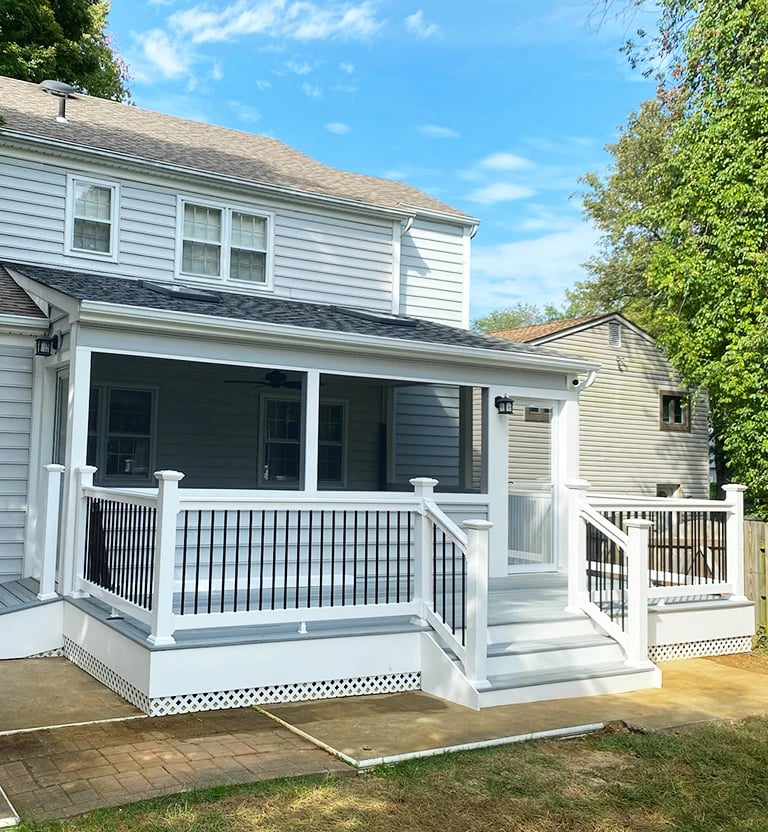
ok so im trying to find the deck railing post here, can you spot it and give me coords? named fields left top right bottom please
left=463, top=519, right=493, bottom=689
left=625, top=518, right=653, bottom=666
left=410, top=477, right=439, bottom=622
left=148, top=470, right=185, bottom=646
left=38, top=463, right=65, bottom=600
left=71, top=465, right=98, bottom=597
left=565, top=479, right=590, bottom=613
left=723, top=484, right=747, bottom=599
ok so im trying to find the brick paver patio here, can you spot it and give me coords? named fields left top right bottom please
left=0, top=708, right=351, bottom=821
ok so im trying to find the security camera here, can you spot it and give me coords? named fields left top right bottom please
left=567, top=376, right=584, bottom=390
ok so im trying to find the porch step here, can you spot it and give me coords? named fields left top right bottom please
left=488, top=608, right=599, bottom=642
left=486, top=633, right=623, bottom=675
left=477, top=660, right=661, bottom=708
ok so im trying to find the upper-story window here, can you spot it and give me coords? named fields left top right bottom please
left=179, top=199, right=271, bottom=285
left=66, top=176, right=119, bottom=259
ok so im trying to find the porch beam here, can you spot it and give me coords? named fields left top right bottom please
left=303, top=370, right=321, bottom=493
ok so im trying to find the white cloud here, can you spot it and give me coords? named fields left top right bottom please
left=228, top=100, right=261, bottom=123
left=325, top=122, right=351, bottom=134
left=470, top=224, right=599, bottom=314
left=478, top=152, right=533, bottom=171
left=418, top=124, right=459, bottom=139
left=405, top=10, right=439, bottom=38
left=466, top=183, right=535, bottom=204
left=302, top=82, right=322, bottom=99
left=339, top=62, right=355, bottom=74
left=169, top=0, right=383, bottom=44
left=283, top=59, right=314, bottom=75
left=254, top=79, right=271, bottom=90
left=133, top=28, right=191, bottom=79
left=211, top=62, right=223, bottom=81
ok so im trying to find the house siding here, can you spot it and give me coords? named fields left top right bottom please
left=0, top=151, right=469, bottom=323
left=0, top=343, right=33, bottom=581
left=509, top=322, right=710, bottom=497
left=508, top=409, right=551, bottom=484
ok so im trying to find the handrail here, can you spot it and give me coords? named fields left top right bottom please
left=587, top=494, right=733, bottom=513
left=580, top=503, right=629, bottom=550
left=423, top=500, right=468, bottom=551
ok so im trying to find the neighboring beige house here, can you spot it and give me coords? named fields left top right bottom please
left=493, top=313, right=710, bottom=500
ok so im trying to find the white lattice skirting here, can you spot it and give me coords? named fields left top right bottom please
left=648, top=636, right=752, bottom=662
left=62, top=638, right=420, bottom=716
left=26, top=648, right=65, bottom=658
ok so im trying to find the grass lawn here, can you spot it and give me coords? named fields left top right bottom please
left=19, top=716, right=768, bottom=832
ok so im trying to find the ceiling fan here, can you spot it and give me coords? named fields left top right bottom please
left=224, top=370, right=303, bottom=390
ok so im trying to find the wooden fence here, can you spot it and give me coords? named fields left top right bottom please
left=744, top=519, right=768, bottom=628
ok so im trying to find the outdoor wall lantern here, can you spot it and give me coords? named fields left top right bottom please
left=35, top=334, right=60, bottom=357
left=494, top=395, right=515, bottom=415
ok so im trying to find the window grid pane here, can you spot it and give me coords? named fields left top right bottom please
left=73, top=218, right=111, bottom=252
left=182, top=240, right=221, bottom=276
left=75, top=184, right=111, bottom=220
left=231, top=212, right=266, bottom=250
left=183, top=204, right=222, bottom=242
left=230, top=249, right=266, bottom=282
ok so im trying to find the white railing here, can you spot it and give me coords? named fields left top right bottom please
left=67, top=468, right=492, bottom=685
left=567, top=481, right=747, bottom=666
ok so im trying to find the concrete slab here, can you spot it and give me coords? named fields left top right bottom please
left=0, top=658, right=142, bottom=733
left=261, top=656, right=768, bottom=766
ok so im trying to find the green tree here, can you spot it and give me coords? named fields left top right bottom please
left=0, top=0, right=130, bottom=101
left=470, top=302, right=564, bottom=334
left=582, top=0, right=768, bottom=508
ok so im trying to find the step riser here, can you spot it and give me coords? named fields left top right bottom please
left=488, top=617, right=598, bottom=642
left=477, top=667, right=661, bottom=708
left=486, top=642, right=624, bottom=675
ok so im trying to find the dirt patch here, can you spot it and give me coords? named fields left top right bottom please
left=702, top=652, right=768, bottom=675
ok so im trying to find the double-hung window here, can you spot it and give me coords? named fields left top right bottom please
left=67, top=176, right=118, bottom=257
left=318, top=402, right=346, bottom=487
left=180, top=199, right=270, bottom=285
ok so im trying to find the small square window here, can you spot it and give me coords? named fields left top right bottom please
left=68, top=178, right=118, bottom=257
left=660, top=392, right=690, bottom=431
left=525, top=406, right=551, bottom=423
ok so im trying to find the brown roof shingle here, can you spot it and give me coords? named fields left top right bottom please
left=491, top=315, right=603, bottom=343
left=0, top=76, right=473, bottom=221
left=0, top=265, right=45, bottom=319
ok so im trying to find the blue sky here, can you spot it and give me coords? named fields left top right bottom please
left=107, top=0, right=658, bottom=320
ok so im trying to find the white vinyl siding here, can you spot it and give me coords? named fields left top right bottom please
left=0, top=344, right=33, bottom=582
left=508, top=408, right=551, bottom=484
left=399, top=220, right=466, bottom=325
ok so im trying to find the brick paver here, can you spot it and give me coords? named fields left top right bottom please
left=0, top=709, right=351, bottom=822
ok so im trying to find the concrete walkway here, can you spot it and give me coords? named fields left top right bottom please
left=1, top=653, right=768, bottom=823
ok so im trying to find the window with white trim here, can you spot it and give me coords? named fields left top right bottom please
left=67, top=177, right=118, bottom=257
left=318, top=402, right=346, bottom=487
left=180, top=200, right=269, bottom=284
left=87, top=387, right=156, bottom=483
left=261, top=397, right=302, bottom=487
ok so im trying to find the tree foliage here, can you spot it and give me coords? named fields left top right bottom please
left=470, top=302, right=564, bottom=334
left=582, top=0, right=768, bottom=508
left=0, top=0, right=130, bottom=101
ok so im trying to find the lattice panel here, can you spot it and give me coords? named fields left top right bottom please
left=649, top=636, right=752, bottom=662
left=148, top=672, right=421, bottom=717
left=26, top=648, right=65, bottom=658
left=63, top=637, right=151, bottom=713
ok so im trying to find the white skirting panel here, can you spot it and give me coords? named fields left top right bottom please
left=0, top=602, right=64, bottom=658
left=648, top=599, right=754, bottom=659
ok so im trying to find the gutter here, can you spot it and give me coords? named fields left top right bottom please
left=0, top=132, right=477, bottom=228
left=77, top=300, right=600, bottom=375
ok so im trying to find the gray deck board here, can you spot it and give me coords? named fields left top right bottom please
left=0, top=577, right=51, bottom=614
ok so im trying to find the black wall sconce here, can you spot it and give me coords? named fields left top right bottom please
left=35, top=334, right=60, bottom=357
left=494, top=395, right=515, bottom=415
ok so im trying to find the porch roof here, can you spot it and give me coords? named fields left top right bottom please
left=7, top=262, right=598, bottom=373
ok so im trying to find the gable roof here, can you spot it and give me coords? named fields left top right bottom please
left=0, top=76, right=474, bottom=223
left=0, top=264, right=46, bottom=319
left=492, top=313, right=654, bottom=346
left=8, top=263, right=598, bottom=369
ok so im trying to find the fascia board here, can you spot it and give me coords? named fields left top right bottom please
left=79, top=300, right=599, bottom=375
left=0, top=314, right=48, bottom=334
left=1, top=132, right=474, bottom=228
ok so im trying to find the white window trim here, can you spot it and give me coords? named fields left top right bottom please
left=65, top=174, right=120, bottom=261
left=258, top=392, right=303, bottom=489
left=89, top=384, right=158, bottom=486
left=176, top=195, right=274, bottom=290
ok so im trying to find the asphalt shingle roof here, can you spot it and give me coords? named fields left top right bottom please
left=491, top=315, right=604, bottom=343
left=0, top=76, right=472, bottom=221
left=7, top=262, right=572, bottom=359
left=0, top=265, right=46, bottom=318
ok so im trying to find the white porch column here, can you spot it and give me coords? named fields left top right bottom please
left=486, top=387, right=510, bottom=578
left=148, top=470, right=185, bottom=646
left=552, top=395, right=581, bottom=573
left=723, top=484, right=748, bottom=599
left=411, top=476, right=439, bottom=620
left=565, top=479, right=590, bottom=613
left=59, top=342, right=92, bottom=597
left=625, top=518, right=653, bottom=666
left=73, top=466, right=98, bottom=595
left=463, top=519, right=492, bottom=689
left=38, top=464, right=65, bottom=600
left=303, top=370, right=321, bottom=494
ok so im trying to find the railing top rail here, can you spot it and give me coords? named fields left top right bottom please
left=587, top=494, right=731, bottom=513
left=176, top=498, right=421, bottom=513
left=82, top=486, right=159, bottom=508
left=581, top=503, right=629, bottom=550
left=424, top=499, right=469, bottom=551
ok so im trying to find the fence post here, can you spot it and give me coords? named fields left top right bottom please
left=410, top=478, right=439, bottom=623
left=565, top=479, right=590, bottom=613
left=148, top=470, right=185, bottom=646
left=69, top=465, right=98, bottom=597
left=38, top=464, right=65, bottom=600
left=723, top=484, right=747, bottom=599
left=625, top=518, right=653, bottom=666
left=463, top=519, right=493, bottom=689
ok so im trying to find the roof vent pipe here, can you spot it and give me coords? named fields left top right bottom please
left=40, top=80, right=77, bottom=123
